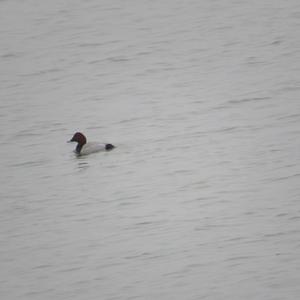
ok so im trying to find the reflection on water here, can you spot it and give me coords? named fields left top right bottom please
left=77, top=159, right=90, bottom=171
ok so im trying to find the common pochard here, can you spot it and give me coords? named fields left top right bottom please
left=69, top=132, right=115, bottom=155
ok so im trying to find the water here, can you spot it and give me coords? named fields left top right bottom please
left=1, top=0, right=300, bottom=299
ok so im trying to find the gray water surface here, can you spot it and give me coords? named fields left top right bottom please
left=1, top=0, right=300, bottom=299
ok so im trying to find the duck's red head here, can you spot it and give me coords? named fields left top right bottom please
left=69, top=132, right=87, bottom=146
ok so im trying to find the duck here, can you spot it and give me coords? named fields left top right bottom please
left=68, top=132, right=115, bottom=155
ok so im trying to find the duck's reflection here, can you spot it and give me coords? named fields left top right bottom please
left=76, top=156, right=89, bottom=171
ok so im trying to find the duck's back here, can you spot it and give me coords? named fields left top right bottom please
left=79, top=142, right=107, bottom=155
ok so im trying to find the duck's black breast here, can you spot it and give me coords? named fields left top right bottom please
left=76, top=143, right=83, bottom=154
